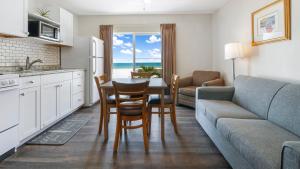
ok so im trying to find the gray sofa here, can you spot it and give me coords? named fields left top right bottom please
left=195, top=75, right=300, bottom=169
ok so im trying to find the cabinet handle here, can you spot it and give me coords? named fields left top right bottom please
left=77, top=84, right=81, bottom=87
left=20, top=93, right=25, bottom=96
left=29, top=81, right=35, bottom=84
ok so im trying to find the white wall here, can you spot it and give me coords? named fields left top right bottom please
left=212, top=0, right=300, bottom=84
left=78, top=14, right=213, bottom=77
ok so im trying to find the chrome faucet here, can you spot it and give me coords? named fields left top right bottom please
left=25, top=57, right=43, bottom=70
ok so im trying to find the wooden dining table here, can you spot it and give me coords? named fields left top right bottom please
left=100, top=78, right=168, bottom=141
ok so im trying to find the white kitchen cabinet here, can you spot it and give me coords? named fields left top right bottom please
left=41, top=82, right=59, bottom=128
left=60, top=8, right=74, bottom=46
left=72, top=71, right=85, bottom=110
left=19, top=86, right=41, bottom=141
left=58, top=80, right=72, bottom=117
left=41, top=72, right=73, bottom=128
left=0, top=0, right=28, bottom=37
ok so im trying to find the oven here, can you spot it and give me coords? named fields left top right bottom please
left=0, top=74, right=20, bottom=156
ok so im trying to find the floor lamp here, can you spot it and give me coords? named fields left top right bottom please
left=225, top=43, right=245, bottom=80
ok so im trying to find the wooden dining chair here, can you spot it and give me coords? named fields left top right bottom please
left=94, top=74, right=116, bottom=136
left=112, top=81, right=150, bottom=152
left=148, top=74, right=180, bottom=135
left=131, top=71, right=152, bottom=79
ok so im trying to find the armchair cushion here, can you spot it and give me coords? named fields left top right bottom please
left=202, top=78, right=225, bottom=87
left=178, top=76, right=193, bottom=88
left=179, top=86, right=197, bottom=97
left=192, top=71, right=221, bottom=86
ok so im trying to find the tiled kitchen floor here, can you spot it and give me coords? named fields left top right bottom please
left=0, top=104, right=231, bottom=169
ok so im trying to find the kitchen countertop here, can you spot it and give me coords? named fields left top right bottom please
left=0, top=69, right=85, bottom=77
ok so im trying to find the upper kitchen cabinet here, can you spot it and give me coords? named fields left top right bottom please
left=59, top=8, right=74, bottom=46
left=0, top=0, right=28, bottom=37
left=28, top=0, right=74, bottom=46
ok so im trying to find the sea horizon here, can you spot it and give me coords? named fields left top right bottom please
left=113, top=62, right=162, bottom=69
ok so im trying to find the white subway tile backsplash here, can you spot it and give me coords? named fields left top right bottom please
left=0, top=38, right=59, bottom=67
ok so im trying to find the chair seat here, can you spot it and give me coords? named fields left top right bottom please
left=148, top=95, right=173, bottom=105
left=119, top=101, right=143, bottom=116
left=179, top=86, right=197, bottom=97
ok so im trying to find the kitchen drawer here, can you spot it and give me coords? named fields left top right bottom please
left=72, top=92, right=84, bottom=109
left=73, top=71, right=84, bottom=79
left=20, top=76, right=41, bottom=89
left=41, top=72, right=72, bottom=85
left=72, top=78, right=84, bottom=94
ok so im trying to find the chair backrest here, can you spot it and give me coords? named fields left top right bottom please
left=192, top=71, right=220, bottom=86
left=113, top=81, right=150, bottom=115
left=170, top=74, right=180, bottom=102
left=131, top=72, right=152, bottom=79
left=94, top=74, right=108, bottom=105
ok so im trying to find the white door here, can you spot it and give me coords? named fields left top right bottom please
left=41, top=83, right=59, bottom=128
left=19, top=86, right=40, bottom=141
left=0, top=0, right=28, bottom=37
left=58, top=80, right=72, bottom=117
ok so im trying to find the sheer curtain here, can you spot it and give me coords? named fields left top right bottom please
left=99, top=25, right=113, bottom=80
left=161, top=24, right=176, bottom=85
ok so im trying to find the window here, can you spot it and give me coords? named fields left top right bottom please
left=112, top=33, right=161, bottom=78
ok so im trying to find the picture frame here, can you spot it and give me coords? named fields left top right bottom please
left=251, top=0, right=291, bottom=46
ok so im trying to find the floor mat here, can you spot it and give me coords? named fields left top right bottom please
left=27, top=113, right=91, bottom=145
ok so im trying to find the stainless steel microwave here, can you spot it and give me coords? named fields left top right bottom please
left=28, top=21, right=60, bottom=42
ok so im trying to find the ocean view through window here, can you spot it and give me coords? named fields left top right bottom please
left=112, top=33, right=162, bottom=78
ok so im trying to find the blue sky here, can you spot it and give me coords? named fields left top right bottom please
left=113, top=33, right=161, bottom=63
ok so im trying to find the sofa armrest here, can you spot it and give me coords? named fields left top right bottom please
left=282, top=141, right=300, bottom=169
left=197, top=86, right=234, bottom=101
left=202, top=78, right=225, bottom=87
left=179, top=76, right=193, bottom=88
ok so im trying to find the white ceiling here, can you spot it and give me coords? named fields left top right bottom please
left=38, top=0, right=230, bottom=15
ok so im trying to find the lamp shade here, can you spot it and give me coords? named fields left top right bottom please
left=224, top=43, right=244, bottom=60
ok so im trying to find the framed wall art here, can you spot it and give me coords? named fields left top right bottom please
left=252, top=0, right=291, bottom=46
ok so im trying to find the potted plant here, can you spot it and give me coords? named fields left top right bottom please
left=138, top=65, right=161, bottom=78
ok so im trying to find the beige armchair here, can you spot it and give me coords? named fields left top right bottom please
left=178, top=71, right=224, bottom=108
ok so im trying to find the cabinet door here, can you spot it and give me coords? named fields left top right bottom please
left=41, top=83, right=59, bottom=128
left=58, top=80, right=72, bottom=117
left=0, top=0, right=28, bottom=37
left=60, top=8, right=73, bottom=46
left=19, top=86, right=40, bottom=141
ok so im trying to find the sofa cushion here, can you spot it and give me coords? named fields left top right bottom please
left=192, top=71, right=220, bottom=86
left=217, top=119, right=300, bottom=169
left=200, top=100, right=260, bottom=126
left=233, top=75, right=287, bottom=119
left=179, top=86, right=197, bottom=97
left=268, top=84, right=300, bottom=137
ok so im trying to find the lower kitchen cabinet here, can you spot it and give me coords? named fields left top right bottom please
left=41, top=82, right=60, bottom=128
left=19, top=86, right=41, bottom=142
left=59, top=80, right=72, bottom=117
left=18, top=70, right=85, bottom=145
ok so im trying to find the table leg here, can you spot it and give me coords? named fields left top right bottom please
left=102, top=88, right=108, bottom=141
left=160, top=89, right=165, bottom=140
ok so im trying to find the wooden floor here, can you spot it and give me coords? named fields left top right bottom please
left=0, top=104, right=231, bottom=169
